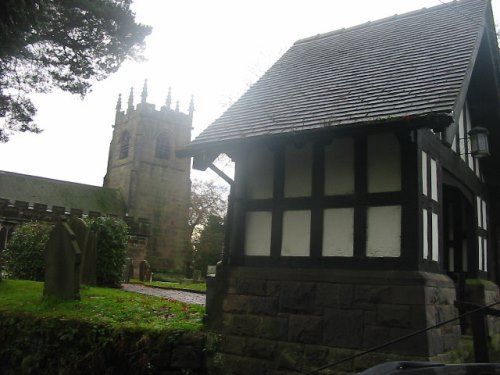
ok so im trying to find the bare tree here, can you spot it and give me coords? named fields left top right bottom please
left=189, top=179, right=228, bottom=242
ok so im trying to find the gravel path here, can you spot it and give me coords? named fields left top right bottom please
left=121, top=283, right=206, bottom=306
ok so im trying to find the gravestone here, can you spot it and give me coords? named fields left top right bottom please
left=139, top=260, right=151, bottom=282
left=43, top=220, right=81, bottom=300
left=206, top=265, right=217, bottom=276
left=122, top=257, right=134, bottom=282
left=193, top=269, right=202, bottom=282
left=68, top=217, right=97, bottom=286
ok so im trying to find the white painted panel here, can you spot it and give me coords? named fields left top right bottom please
left=484, top=239, right=488, bottom=271
left=422, top=209, right=428, bottom=260
left=284, top=143, right=312, bottom=197
left=323, top=208, right=354, bottom=257
left=324, top=138, right=355, bottom=195
left=366, top=205, right=401, bottom=257
left=477, top=196, right=482, bottom=228
left=451, top=135, right=457, bottom=152
left=244, top=211, right=272, bottom=256
left=246, top=147, right=274, bottom=199
left=281, top=210, right=311, bottom=256
left=478, top=237, right=483, bottom=271
left=421, top=152, right=428, bottom=197
left=430, top=159, right=438, bottom=202
left=367, top=133, right=401, bottom=193
left=431, top=212, right=439, bottom=261
left=482, top=199, right=487, bottom=230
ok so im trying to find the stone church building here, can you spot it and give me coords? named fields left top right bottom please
left=0, top=82, right=192, bottom=274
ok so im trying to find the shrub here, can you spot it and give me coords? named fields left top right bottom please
left=2, top=222, right=52, bottom=280
left=85, top=217, right=128, bottom=287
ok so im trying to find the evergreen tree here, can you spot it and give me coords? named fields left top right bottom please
left=192, top=215, right=225, bottom=277
left=0, top=0, right=151, bottom=141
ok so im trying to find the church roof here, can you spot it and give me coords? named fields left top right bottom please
left=189, top=0, right=494, bottom=152
left=0, top=171, right=126, bottom=215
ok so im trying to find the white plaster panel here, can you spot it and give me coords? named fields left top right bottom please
left=431, top=212, right=439, bottom=262
left=430, top=159, right=438, bottom=202
left=477, top=196, right=482, bottom=228
left=244, top=211, right=272, bottom=256
left=246, top=147, right=274, bottom=199
left=367, top=133, right=401, bottom=193
left=284, top=143, right=312, bottom=197
left=421, top=151, right=428, bottom=197
left=324, top=138, right=355, bottom=195
left=366, top=205, right=401, bottom=257
left=484, top=239, right=488, bottom=271
left=478, top=237, right=483, bottom=271
left=422, top=208, right=428, bottom=260
left=482, top=199, right=487, bottom=230
left=281, top=210, right=311, bottom=256
left=323, top=208, right=354, bottom=257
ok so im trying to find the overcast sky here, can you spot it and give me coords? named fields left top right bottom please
left=0, top=0, right=499, bottom=186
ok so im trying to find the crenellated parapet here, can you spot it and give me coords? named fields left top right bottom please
left=0, top=198, right=150, bottom=236
left=114, top=80, right=193, bottom=128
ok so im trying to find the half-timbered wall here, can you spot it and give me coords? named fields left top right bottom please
left=420, top=99, right=490, bottom=276
left=240, top=131, right=403, bottom=264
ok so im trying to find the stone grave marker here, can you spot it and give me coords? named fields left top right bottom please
left=122, top=257, right=134, bottom=282
left=206, top=265, right=217, bottom=276
left=193, top=269, right=202, bottom=281
left=43, top=220, right=81, bottom=300
left=139, top=259, right=151, bottom=282
left=68, top=217, right=97, bottom=286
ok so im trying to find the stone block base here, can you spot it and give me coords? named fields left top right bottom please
left=207, top=267, right=462, bottom=373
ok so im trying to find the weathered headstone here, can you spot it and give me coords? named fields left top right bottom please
left=139, top=259, right=151, bottom=282
left=68, top=217, right=97, bottom=286
left=122, top=257, right=134, bottom=282
left=206, top=265, right=217, bottom=276
left=43, top=221, right=81, bottom=300
left=193, top=269, right=202, bottom=282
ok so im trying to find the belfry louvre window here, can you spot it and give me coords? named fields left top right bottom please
left=242, top=132, right=402, bottom=260
left=155, top=133, right=170, bottom=159
left=119, top=131, right=130, bottom=159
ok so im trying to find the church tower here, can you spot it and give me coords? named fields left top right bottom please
left=104, top=81, right=192, bottom=273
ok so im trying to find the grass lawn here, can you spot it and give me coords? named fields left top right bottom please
left=0, top=279, right=204, bottom=332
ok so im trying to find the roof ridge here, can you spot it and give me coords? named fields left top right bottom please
left=0, top=169, right=104, bottom=189
left=295, top=0, right=484, bottom=45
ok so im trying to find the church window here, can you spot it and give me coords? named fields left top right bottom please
left=119, top=131, right=130, bottom=159
left=155, top=133, right=170, bottom=159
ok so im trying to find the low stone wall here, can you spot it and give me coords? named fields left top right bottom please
left=208, top=267, right=461, bottom=374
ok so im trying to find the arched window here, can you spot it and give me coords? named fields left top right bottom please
left=119, top=131, right=130, bottom=159
left=155, top=133, right=170, bottom=159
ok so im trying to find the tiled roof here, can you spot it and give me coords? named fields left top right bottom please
left=190, top=0, right=490, bottom=150
left=0, top=170, right=126, bottom=215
